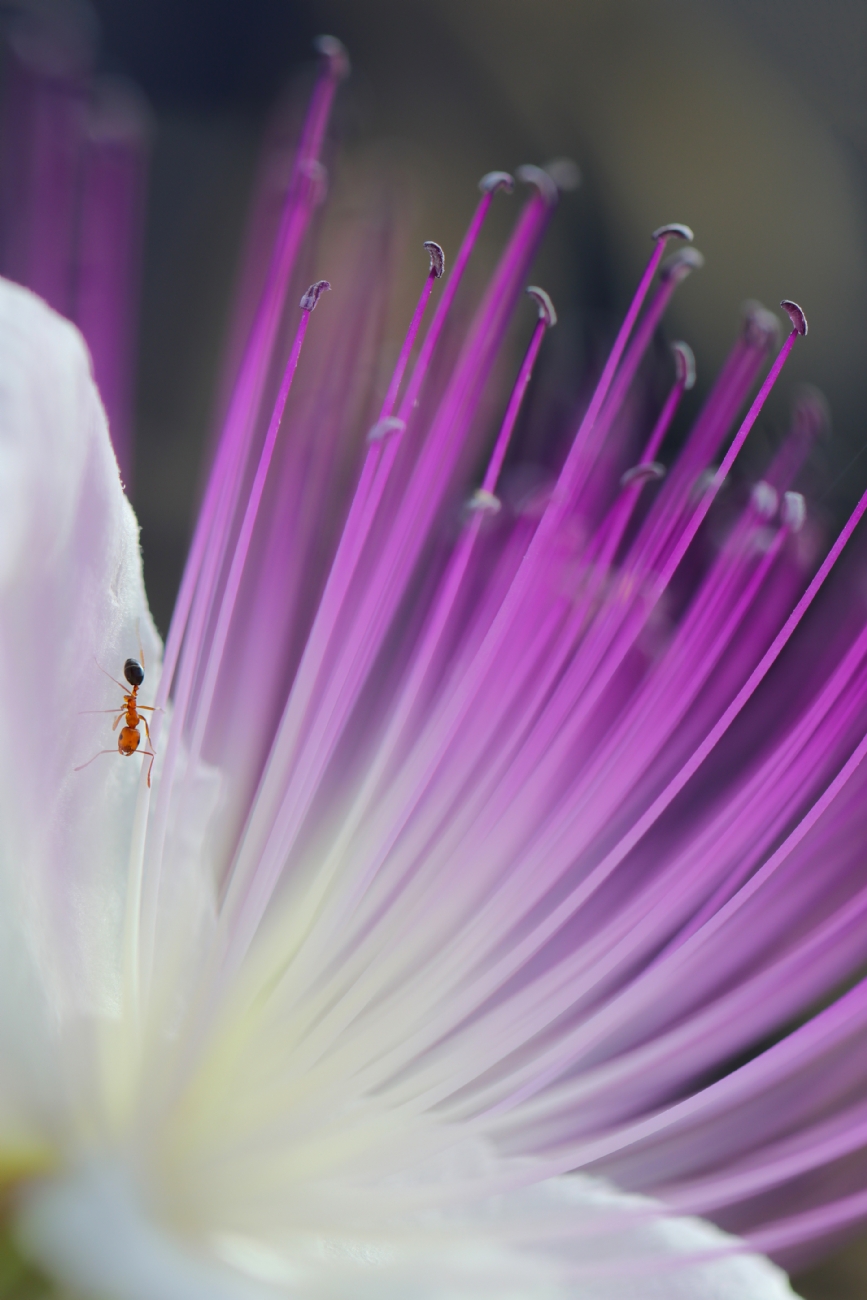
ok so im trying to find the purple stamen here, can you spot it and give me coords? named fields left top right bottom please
left=539, top=222, right=693, bottom=537
left=182, top=285, right=328, bottom=774
left=271, top=290, right=559, bottom=959
left=158, top=35, right=346, bottom=710
left=781, top=490, right=807, bottom=532
left=140, top=40, right=346, bottom=969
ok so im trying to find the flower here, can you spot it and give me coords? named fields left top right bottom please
left=4, top=29, right=867, bottom=1300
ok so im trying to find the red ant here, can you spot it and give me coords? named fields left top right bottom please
left=76, top=656, right=157, bottom=786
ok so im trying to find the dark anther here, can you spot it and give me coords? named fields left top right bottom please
left=526, top=286, right=557, bottom=327
left=780, top=300, right=808, bottom=337
left=300, top=280, right=331, bottom=313
left=424, top=242, right=445, bottom=279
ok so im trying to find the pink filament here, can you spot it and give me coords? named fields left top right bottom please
left=131, top=46, right=867, bottom=1265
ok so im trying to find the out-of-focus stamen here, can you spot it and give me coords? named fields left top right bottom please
left=182, top=281, right=330, bottom=773
left=156, top=35, right=345, bottom=722
left=543, top=159, right=581, bottom=192
left=642, top=300, right=807, bottom=602
left=781, top=490, right=807, bottom=532
left=652, top=222, right=694, bottom=243
left=281, top=290, right=559, bottom=955
left=218, top=174, right=518, bottom=936
left=479, top=171, right=515, bottom=195
left=140, top=39, right=346, bottom=979
left=367, top=417, right=406, bottom=444
left=621, top=463, right=666, bottom=488
left=751, top=480, right=779, bottom=520
left=514, top=164, right=559, bottom=208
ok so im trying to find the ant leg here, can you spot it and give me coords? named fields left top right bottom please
left=112, top=711, right=125, bottom=731
left=136, top=705, right=162, bottom=713
left=74, top=750, right=117, bottom=773
left=78, top=708, right=123, bottom=715
left=141, top=715, right=152, bottom=743
left=142, top=749, right=156, bottom=787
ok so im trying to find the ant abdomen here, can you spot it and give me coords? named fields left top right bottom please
left=118, top=726, right=141, bottom=756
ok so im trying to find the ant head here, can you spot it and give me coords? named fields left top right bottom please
left=123, top=658, right=145, bottom=688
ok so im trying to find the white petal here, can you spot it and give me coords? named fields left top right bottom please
left=16, top=1162, right=269, bottom=1300
left=0, top=279, right=159, bottom=1140
left=15, top=1157, right=799, bottom=1300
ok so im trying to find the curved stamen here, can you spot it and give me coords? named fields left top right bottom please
left=781, top=490, right=807, bottom=532
left=299, top=279, right=331, bottom=312
left=652, top=222, right=694, bottom=243
left=621, top=462, right=666, bottom=488
left=780, top=299, right=808, bottom=336
left=479, top=170, right=515, bottom=195
left=673, top=340, right=696, bottom=390
left=424, top=241, right=445, bottom=278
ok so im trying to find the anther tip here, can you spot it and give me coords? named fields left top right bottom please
left=297, top=158, right=328, bottom=205
left=314, top=34, right=350, bottom=79
left=423, top=241, right=445, bottom=279
left=621, top=462, right=666, bottom=489
left=793, top=385, right=830, bottom=440
left=479, top=170, right=514, bottom=195
left=782, top=490, right=807, bottom=532
left=515, top=164, right=559, bottom=207
left=751, top=480, right=779, bottom=520
left=742, top=301, right=781, bottom=348
left=780, top=299, right=808, bottom=337
left=672, top=340, right=696, bottom=390
left=367, top=416, right=405, bottom=444
left=653, top=222, right=694, bottom=244
left=661, top=247, right=704, bottom=283
left=300, top=279, right=331, bottom=312
left=468, top=489, right=502, bottom=515
left=526, top=285, right=557, bottom=326
left=543, top=158, right=581, bottom=192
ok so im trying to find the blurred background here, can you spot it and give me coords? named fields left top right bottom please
left=2, top=0, right=867, bottom=1293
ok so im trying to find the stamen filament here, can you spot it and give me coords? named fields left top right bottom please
left=243, top=289, right=558, bottom=982
left=156, top=38, right=345, bottom=719
left=543, top=226, right=691, bottom=532
left=183, top=287, right=326, bottom=782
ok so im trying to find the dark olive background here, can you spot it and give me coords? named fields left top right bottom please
left=62, top=3, right=867, bottom=1292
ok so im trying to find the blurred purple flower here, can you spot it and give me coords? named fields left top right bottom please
left=0, top=0, right=148, bottom=487
left=5, top=27, right=867, bottom=1300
